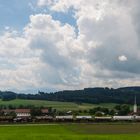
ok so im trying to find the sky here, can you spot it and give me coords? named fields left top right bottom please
left=0, top=0, right=140, bottom=93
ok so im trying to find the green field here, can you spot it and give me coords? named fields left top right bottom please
left=0, top=123, right=140, bottom=140
left=0, top=99, right=118, bottom=111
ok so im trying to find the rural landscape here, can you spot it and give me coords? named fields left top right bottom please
left=0, top=0, right=140, bottom=140
left=0, top=87, right=139, bottom=139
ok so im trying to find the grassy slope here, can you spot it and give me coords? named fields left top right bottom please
left=0, top=99, right=118, bottom=110
left=0, top=124, right=140, bottom=140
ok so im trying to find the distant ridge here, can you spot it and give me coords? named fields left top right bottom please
left=118, top=86, right=140, bottom=91
left=0, top=86, right=140, bottom=105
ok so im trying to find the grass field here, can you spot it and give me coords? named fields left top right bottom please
left=0, top=99, right=118, bottom=111
left=0, top=123, right=140, bottom=140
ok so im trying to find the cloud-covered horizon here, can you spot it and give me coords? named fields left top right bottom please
left=0, top=0, right=140, bottom=92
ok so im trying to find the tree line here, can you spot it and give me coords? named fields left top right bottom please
left=0, top=86, right=140, bottom=105
left=0, top=104, right=134, bottom=117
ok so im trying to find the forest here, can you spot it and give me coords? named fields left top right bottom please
left=0, top=87, right=140, bottom=105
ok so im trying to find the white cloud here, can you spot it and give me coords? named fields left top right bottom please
left=0, top=31, right=39, bottom=91
left=118, top=55, right=128, bottom=62
left=0, top=14, right=85, bottom=91
left=4, top=26, right=10, bottom=30
left=36, top=0, right=140, bottom=86
left=37, top=0, right=48, bottom=7
left=25, top=14, right=85, bottom=87
left=37, top=0, right=56, bottom=7
left=0, top=0, right=140, bottom=92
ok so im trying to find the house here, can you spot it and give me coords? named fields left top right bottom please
left=94, top=116, right=112, bottom=121
left=15, top=109, right=31, bottom=117
left=55, top=115, right=73, bottom=120
left=113, top=116, right=134, bottom=121
left=41, top=109, right=48, bottom=115
left=1, top=109, right=15, bottom=115
left=76, top=116, right=92, bottom=120
left=135, top=116, right=140, bottom=121
left=35, top=116, right=53, bottom=121
left=66, top=111, right=72, bottom=114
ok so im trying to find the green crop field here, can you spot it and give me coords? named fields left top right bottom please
left=0, top=123, right=140, bottom=140
left=0, top=99, right=119, bottom=111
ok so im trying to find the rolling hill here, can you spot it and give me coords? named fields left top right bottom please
left=0, top=86, right=140, bottom=105
left=0, top=99, right=118, bottom=111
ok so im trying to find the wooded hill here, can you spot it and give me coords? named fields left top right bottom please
left=0, top=87, right=140, bottom=105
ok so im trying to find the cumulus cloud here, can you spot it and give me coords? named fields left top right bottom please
left=35, top=0, right=140, bottom=87
left=25, top=14, right=84, bottom=87
left=37, top=0, right=56, bottom=7
left=0, top=14, right=85, bottom=91
left=0, top=30, right=40, bottom=91
left=0, top=0, right=140, bottom=92
left=118, top=55, right=127, bottom=62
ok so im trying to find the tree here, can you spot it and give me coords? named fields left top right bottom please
left=114, top=104, right=130, bottom=115
left=31, top=108, right=42, bottom=117
left=89, top=107, right=109, bottom=115
left=109, top=109, right=115, bottom=115
left=95, top=111, right=104, bottom=116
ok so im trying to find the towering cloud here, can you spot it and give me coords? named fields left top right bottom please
left=0, top=0, right=140, bottom=91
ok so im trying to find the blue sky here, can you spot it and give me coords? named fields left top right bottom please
left=0, top=0, right=140, bottom=93
left=0, top=0, right=76, bottom=31
left=0, top=0, right=33, bottom=30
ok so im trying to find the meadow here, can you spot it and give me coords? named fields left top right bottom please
left=0, top=123, right=140, bottom=140
left=0, top=99, right=118, bottom=111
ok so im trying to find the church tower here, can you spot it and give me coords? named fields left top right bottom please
left=133, top=96, right=137, bottom=114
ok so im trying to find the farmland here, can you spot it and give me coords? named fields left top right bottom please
left=0, top=99, right=118, bottom=111
left=0, top=123, right=140, bottom=140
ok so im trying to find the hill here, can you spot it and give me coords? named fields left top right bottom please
left=0, top=99, right=118, bottom=111
left=0, top=86, right=140, bottom=105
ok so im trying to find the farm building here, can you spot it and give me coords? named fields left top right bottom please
left=55, top=116, right=73, bottom=120
left=1, top=109, right=15, bottom=115
left=41, top=109, right=49, bottom=115
left=113, top=116, right=134, bottom=121
left=15, top=109, right=31, bottom=117
left=76, top=116, right=92, bottom=119
left=94, top=116, right=112, bottom=121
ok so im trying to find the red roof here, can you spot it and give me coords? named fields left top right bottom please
left=15, top=109, right=30, bottom=113
left=41, top=109, right=48, bottom=113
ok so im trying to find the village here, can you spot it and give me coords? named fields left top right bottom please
left=0, top=96, right=139, bottom=123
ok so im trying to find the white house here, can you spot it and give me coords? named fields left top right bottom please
left=55, top=115, right=73, bottom=120
left=113, top=116, right=134, bottom=121
left=76, top=116, right=92, bottom=119
left=15, top=109, right=31, bottom=117
left=94, top=116, right=112, bottom=120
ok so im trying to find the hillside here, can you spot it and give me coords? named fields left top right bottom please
left=0, top=86, right=140, bottom=105
left=0, top=99, right=118, bottom=111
